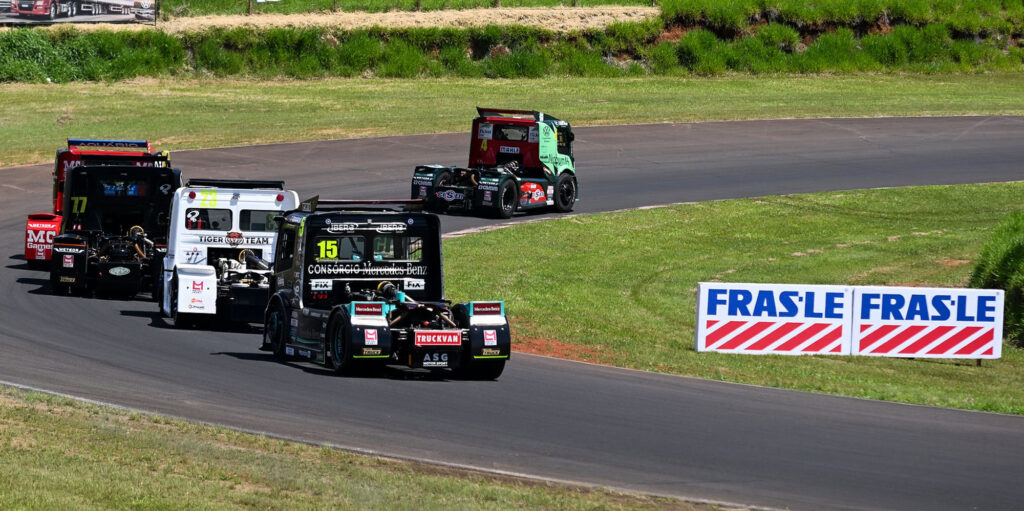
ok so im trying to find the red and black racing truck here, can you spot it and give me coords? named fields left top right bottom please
left=25, top=139, right=168, bottom=267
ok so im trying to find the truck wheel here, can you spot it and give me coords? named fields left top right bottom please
left=265, top=303, right=287, bottom=360
left=428, top=171, right=452, bottom=213
left=554, top=173, right=576, bottom=213
left=327, top=313, right=354, bottom=375
left=493, top=179, right=517, bottom=219
left=170, top=277, right=194, bottom=329
left=48, top=2, right=56, bottom=19
left=457, top=360, right=506, bottom=381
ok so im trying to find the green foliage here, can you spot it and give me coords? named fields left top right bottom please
left=970, top=212, right=1024, bottom=347
left=646, top=41, right=679, bottom=74
left=756, top=23, right=800, bottom=53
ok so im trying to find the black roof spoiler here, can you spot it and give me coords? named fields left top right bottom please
left=475, top=106, right=560, bottom=123
left=186, top=178, right=285, bottom=190
left=291, top=196, right=425, bottom=214
left=79, top=152, right=171, bottom=167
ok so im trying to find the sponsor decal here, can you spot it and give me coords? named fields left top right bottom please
left=298, top=349, right=311, bottom=358
left=520, top=182, right=546, bottom=204
left=191, top=281, right=204, bottom=293
left=422, top=353, right=449, bottom=367
left=404, top=278, right=425, bottom=291
left=225, top=231, right=244, bottom=248
left=419, top=186, right=427, bottom=197
left=547, top=186, right=554, bottom=195
left=364, top=329, right=378, bottom=346
left=63, top=255, right=74, bottom=268
left=26, top=229, right=56, bottom=251
left=473, top=302, right=503, bottom=315
left=483, top=191, right=492, bottom=202
left=435, top=190, right=465, bottom=202
left=290, top=318, right=298, bottom=327
left=414, top=331, right=461, bottom=347
left=528, top=126, right=539, bottom=144
left=499, top=146, right=520, bottom=154
left=478, top=123, right=493, bottom=140
left=59, top=276, right=76, bottom=283
left=484, top=329, right=497, bottom=346
left=307, top=262, right=428, bottom=277
left=53, top=246, right=84, bottom=254
left=412, top=179, right=433, bottom=187
left=188, top=297, right=205, bottom=310
left=481, top=348, right=502, bottom=356
left=363, top=348, right=382, bottom=356
left=35, top=252, right=45, bottom=260
left=197, top=235, right=271, bottom=245
left=185, top=247, right=204, bottom=264
left=108, top=266, right=130, bottom=277
left=478, top=185, right=499, bottom=192
left=285, top=347, right=295, bottom=356
left=310, top=279, right=332, bottom=291
left=354, top=303, right=383, bottom=316
left=326, top=221, right=406, bottom=234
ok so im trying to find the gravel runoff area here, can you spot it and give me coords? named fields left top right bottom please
left=35, top=6, right=659, bottom=32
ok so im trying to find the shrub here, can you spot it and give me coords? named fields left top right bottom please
left=646, top=41, right=679, bottom=75
left=757, top=23, right=800, bottom=52
left=969, top=212, right=1024, bottom=347
left=377, top=40, right=426, bottom=78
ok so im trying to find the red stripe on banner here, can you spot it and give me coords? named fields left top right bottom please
left=745, top=322, right=804, bottom=351
left=860, top=324, right=872, bottom=333
left=871, top=325, right=927, bottom=354
left=802, top=325, right=843, bottom=353
left=858, top=324, right=900, bottom=352
left=982, top=347, right=994, bottom=356
left=925, top=326, right=982, bottom=355
left=706, top=320, right=718, bottom=329
left=898, top=325, right=954, bottom=355
left=717, top=321, right=776, bottom=350
left=955, top=329, right=994, bottom=356
left=705, top=321, right=746, bottom=348
left=775, top=323, right=830, bottom=352
left=831, top=343, right=843, bottom=353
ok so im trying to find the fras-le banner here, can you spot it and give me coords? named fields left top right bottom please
left=852, top=286, right=1003, bottom=359
left=696, top=283, right=854, bottom=355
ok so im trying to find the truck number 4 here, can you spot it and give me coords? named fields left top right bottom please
left=71, top=196, right=88, bottom=214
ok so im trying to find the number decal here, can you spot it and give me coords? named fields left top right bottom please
left=198, top=190, right=217, bottom=207
left=159, top=184, right=172, bottom=195
left=71, top=196, right=87, bottom=214
left=317, top=240, right=338, bottom=260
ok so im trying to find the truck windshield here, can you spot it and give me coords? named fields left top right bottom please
left=240, top=210, right=281, bottom=232
left=314, top=236, right=365, bottom=262
left=494, top=125, right=529, bottom=142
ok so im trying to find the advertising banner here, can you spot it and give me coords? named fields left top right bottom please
left=852, top=286, right=1003, bottom=359
left=2, top=0, right=156, bottom=25
left=696, top=282, right=854, bottom=355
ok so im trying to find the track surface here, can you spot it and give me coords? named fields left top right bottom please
left=3, top=117, right=1024, bottom=510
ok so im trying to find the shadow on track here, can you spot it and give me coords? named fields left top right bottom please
left=212, top=351, right=454, bottom=381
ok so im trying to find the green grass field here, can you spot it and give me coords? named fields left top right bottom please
left=3, top=73, right=1024, bottom=167
left=0, top=386, right=704, bottom=510
left=445, top=182, right=1024, bottom=414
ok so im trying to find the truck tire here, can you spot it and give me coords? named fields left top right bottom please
left=493, top=179, right=517, bottom=219
left=554, top=173, right=576, bottom=213
left=68, top=2, right=76, bottom=17
left=327, top=313, right=354, bottom=375
left=265, top=302, right=287, bottom=360
left=48, top=2, right=56, bottom=19
left=170, top=276, right=195, bottom=329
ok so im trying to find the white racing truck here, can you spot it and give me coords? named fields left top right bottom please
left=160, top=179, right=299, bottom=328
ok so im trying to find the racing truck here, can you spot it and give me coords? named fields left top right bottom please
left=25, top=139, right=166, bottom=267
left=260, top=197, right=510, bottom=379
left=159, top=179, right=299, bottom=328
left=411, top=107, right=578, bottom=219
left=49, top=152, right=182, bottom=297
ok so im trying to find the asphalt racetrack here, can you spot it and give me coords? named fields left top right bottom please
left=3, top=116, right=1024, bottom=510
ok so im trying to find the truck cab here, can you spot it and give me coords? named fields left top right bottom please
left=25, top=139, right=164, bottom=266
left=261, top=197, right=510, bottom=379
left=49, top=152, right=181, bottom=297
left=160, top=179, right=299, bottom=328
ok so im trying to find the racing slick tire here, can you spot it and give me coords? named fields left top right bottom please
left=264, top=302, right=288, bottom=360
left=427, top=171, right=453, bottom=213
left=170, top=275, right=196, bottom=329
left=326, top=312, right=355, bottom=376
left=554, top=172, right=576, bottom=213
left=493, top=179, right=517, bottom=219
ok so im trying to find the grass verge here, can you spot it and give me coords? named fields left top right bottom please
left=445, top=182, right=1024, bottom=414
left=0, top=385, right=706, bottom=510
left=3, top=73, right=1024, bottom=167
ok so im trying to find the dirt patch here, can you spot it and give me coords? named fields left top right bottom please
left=938, top=258, right=971, bottom=266
left=52, top=7, right=659, bottom=33
left=514, top=333, right=611, bottom=365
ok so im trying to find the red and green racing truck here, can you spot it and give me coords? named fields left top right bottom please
left=412, top=108, right=578, bottom=219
